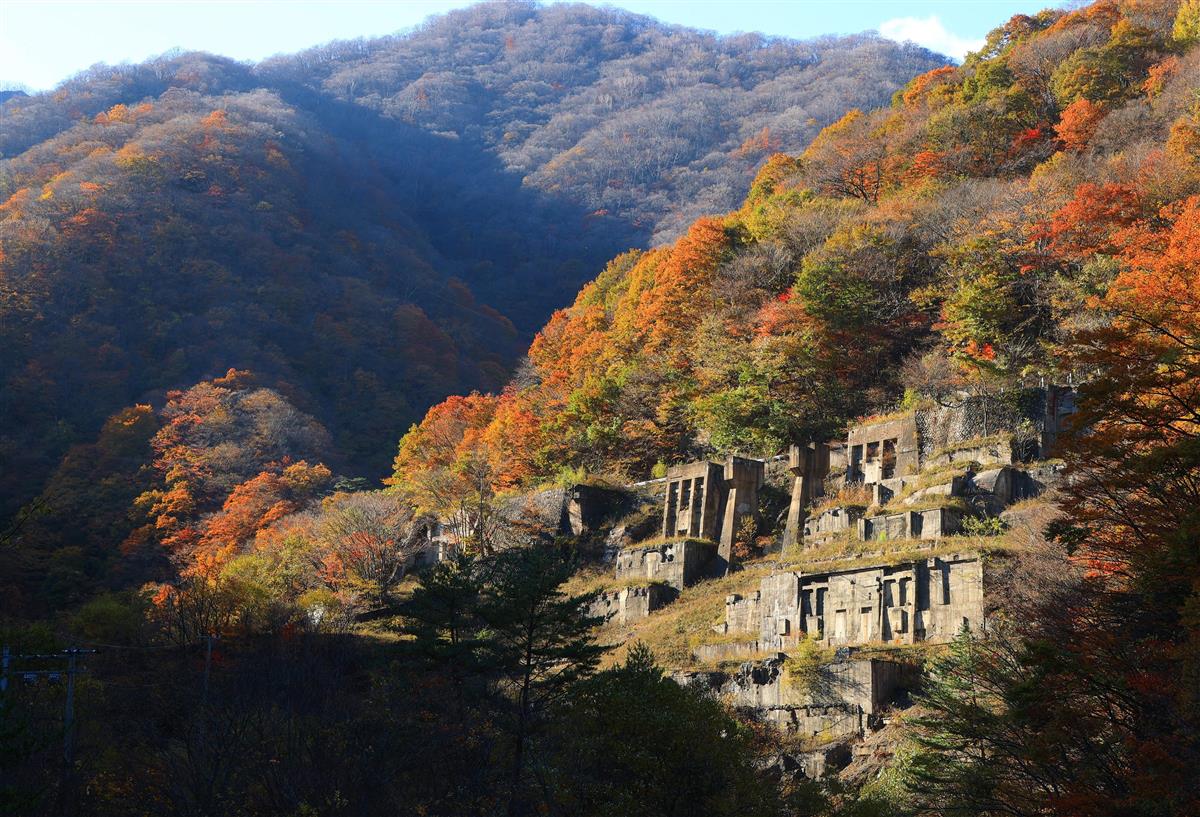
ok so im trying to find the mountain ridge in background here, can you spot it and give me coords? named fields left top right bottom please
left=0, top=0, right=947, bottom=525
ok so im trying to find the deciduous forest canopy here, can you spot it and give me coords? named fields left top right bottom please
left=3, top=0, right=1199, bottom=815
left=0, top=0, right=944, bottom=531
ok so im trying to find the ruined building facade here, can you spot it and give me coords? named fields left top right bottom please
left=661, top=454, right=764, bottom=574
left=783, top=387, right=1074, bottom=547
left=718, top=551, right=985, bottom=650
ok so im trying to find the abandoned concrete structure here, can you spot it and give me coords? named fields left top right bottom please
left=677, top=655, right=921, bottom=776
left=614, top=538, right=718, bottom=591
left=589, top=583, right=676, bottom=626
left=580, top=388, right=1074, bottom=781
left=662, top=460, right=725, bottom=541
left=661, top=455, right=765, bottom=572
left=782, top=388, right=1074, bottom=547
left=717, top=552, right=985, bottom=649
left=848, top=415, right=921, bottom=487
left=782, top=442, right=832, bottom=549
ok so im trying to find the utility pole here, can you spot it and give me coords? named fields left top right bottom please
left=5, top=647, right=96, bottom=817
left=201, top=633, right=218, bottom=707
left=61, top=648, right=93, bottom=767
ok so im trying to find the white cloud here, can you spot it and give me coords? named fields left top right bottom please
left=878, top=16, right=984, bottom=63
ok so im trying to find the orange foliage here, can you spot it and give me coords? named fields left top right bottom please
left=1056, top=98, right=1106, bottom=151
left=0, top=187, right=32, bottom=215
left=1034, top=182, right=1142, bottom=258
left=1142, top=56, right=1179, bottom=97
left=734, top=126, right=782, bottom=158
left=190, top=461, right=330, bottom=577
left=94, top=103, right=130, bottom=125
left=389, top=392, right=499, bottom=479
left=1062, top=194, right=1200, bottom=581
left=901, top=65, right=956, bottom=107
left=905, top=150, right=945, bottom=182
left=630, top=217, right=729, bottom=355
left=1106, top=195, right=1200, bottom=341
left=201, top=109, right=229, bottom=129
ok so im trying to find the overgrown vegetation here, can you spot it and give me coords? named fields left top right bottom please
left=0, top=1, right=942, bottom=534
left=2, top=0, right=1199, bottom=814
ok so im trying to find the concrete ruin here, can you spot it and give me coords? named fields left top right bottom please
left=782, top=388, right=1074, bottom=548
left=589, top=583, right=676, bottom=626
left=848, top=415, right=921, bottom=486
left=782, top=443, right=832, bottom=549
left=587, top=389, right=1074, bottom=780
left=717, top=552, right=985, bottom=649
left=677, top=655, right=921, bottom=775
left=614, top=538, right=718, bottom=591
left=661, top=455, right=765, bottom=573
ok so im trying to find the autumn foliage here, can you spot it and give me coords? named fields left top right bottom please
left=390, top=2, right=1200, bottom=502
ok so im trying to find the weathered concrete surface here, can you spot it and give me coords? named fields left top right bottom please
left=720, top=553, right=986, bottom=648
left=614, top=539, right=718, bottom=590
left=676, top=656, right=920, bottom=753
left=847, top=416, right=921, bottom=485
left=662, top=460, right=726, bottom=541
left=783, top=443, right=832, bottom=548
left=589, top=583, right=677, bottom=626
left=660, top=456, right=766, bottom=573
left=693, top=639, right=762, bottom=664
left=718, top=456, right=766, bottom=573
left=859, top=506, right=966, bottom=542
left=803, top=506, right=864, bottom=541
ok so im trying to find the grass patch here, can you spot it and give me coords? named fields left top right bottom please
left=776, top=535, right=1020, bottom=575
left=853, top=408, right=917, bottom=427
left=875, top=495, right=972, bottom=517
left=928, top=433, right=1012, bottom=462
left=560, top=566, right=670, bottom=597
left=620, top=535, right=715, bottom=552
left=877, top=463, right=972, bottom=508
left=598, top=560, right=775, bottom=669
left=809, top=484, right=872, bottom=517
left=783, top=637, right=835, bottom=695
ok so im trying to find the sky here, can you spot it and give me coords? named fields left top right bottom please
left=0, top=0, right=1055, bottom=91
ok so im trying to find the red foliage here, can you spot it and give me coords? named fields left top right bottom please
left=1034, top=182, right=1142, bottom=258
left=1056, top=98, right=1105, bottom=151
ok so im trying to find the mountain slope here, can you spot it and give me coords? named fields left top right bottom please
left=391, top=0, right=1200, bottom=492
left=0, top=1, right=946, bottom=522
left=262, top=1, right=946, bottom=251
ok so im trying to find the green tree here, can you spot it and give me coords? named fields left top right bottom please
left=550, top=642, right=792, bottom=816
left=476, top=546, right=604, bottom=816
left=401, top=551, right=486, bottom=720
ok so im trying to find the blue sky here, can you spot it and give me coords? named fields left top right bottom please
left=1, top=0, right=1053, bottom=91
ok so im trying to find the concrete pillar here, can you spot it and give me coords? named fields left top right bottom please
left=717, top=455, right=765, bottom=574
left=782, top=443, right=831, bottom=549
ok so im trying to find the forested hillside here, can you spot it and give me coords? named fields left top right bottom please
left=0, top=0, right=943, bottom=534
left=396, top=0, right=1199, bottom=493
left=2, top=1, right=1199, bottom=814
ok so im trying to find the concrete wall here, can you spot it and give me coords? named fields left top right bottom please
left=721, top=552, right=986, bottom=648
left=803, top=506, right=863, bottom=540
left=614, top=539, right=718, bottom=590
left=589, top=583, right=676, bottom=626
left=919, top=554, right=985, bottom=641
left=660, top=456, right=765, bottom=573
left=566, top=484, right=627, bottom=536
left=718, top=456, right=765, bottom=571
left=783, top=443, right=833, bottom=548
left=847, top=415, right=920, bottom=484
left=677, top=656, right=921, bottom=745
left=693, top=639, right=762, bottom=664
left=662, top=461, right=725, bottom=541
left=915, top=387, right=1075, bottom=464
left=858, top=507, right=965, bottom=542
